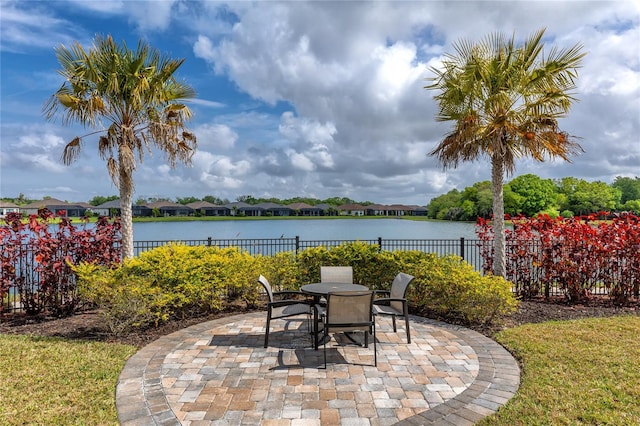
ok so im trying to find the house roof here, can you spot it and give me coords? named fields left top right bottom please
left=0, top=201, right=20, bottom=208
left=255, top=202, right=288, bottom=209
left=96, top=199, right=122, bottom=209
left=287, top=202, right=317, bottom=210
left=146, top=201, right=192, bottom=209
left=187, top=201, right=225, bottom=209
left=22, top=198, right=70, bottom=208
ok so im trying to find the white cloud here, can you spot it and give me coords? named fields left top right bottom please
left=1, top=1, right=639, bottom=205
left=195, top=123, right=238, bottom=150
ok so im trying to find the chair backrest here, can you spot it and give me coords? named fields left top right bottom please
left=390, top=273, right=414, bottom=312
left=325, top=291, right=374, bottom=332
left=257, top=275, right=274, bottom=303
left=320, top=266, right=353, bottom=284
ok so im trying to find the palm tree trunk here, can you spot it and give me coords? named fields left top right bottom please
left=118, top=166, right=135, bottom=260
left=491, top=155, right=506, bottom=277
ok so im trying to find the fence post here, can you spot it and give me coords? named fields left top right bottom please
left=295, top=236, right=300, bottom=255
left=460, top=237, right=465, bottom=260
left=378, top=237, right=382, bottom=251
left=207, top=237, right=212, bottom=247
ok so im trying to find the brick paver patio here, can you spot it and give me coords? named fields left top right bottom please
left=116, top=312, right=519, bottom=425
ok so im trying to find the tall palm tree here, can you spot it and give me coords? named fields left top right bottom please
left=425, top=28, right=585, bottom=277
left=44, top=35, right=197, bottom=259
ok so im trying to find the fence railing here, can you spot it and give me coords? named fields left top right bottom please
left=133, top=236, right=482, bottom=266
left=3, top=236, right=632, bottom=315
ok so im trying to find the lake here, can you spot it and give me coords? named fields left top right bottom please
left=132, top=219, right=479, bottom=242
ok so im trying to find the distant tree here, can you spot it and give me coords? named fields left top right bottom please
left=236, top=195, right=258, bottom=204
left=426, top=28, right=585, bottom=277
left=176, top=196, right=200, bottom=205
left=426, top=189, right=462, bottom=219
left=621, top=199, right=640, bottom=214
left=558, top=178, right=621, bottom=215
left=508, top=174, right=558, bottom=217
left=612, top=176, right=640, bottom=205
left=89, top=195, right=119, bottom=206
left=203, top=195, right=228, bottom=205
left=503, top=184, right=525, bottom=216
left=323, top=197, right=356, bottom=206
left=43, top=35, right=197, bottom=259
left=460, top=181, right=493, bottom=219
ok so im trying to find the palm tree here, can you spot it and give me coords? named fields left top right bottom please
left=43, top=35, right=197, bottom=259
left=425, top=28, right=585, bottom=277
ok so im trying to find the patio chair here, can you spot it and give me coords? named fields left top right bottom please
left=373, top=272, right=414, bottom=343
left=320, top=266, right=353, bottom=284
left=319, top=290, right=377, bottom=368
left=258, top=275, right=312, bottom=348
left=319, top=266, right=353, bottom=305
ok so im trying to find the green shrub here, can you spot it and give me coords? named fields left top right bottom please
left=74, top=262, right=166, bottom=335
left=255, top=251, right=300, bottom=290
left=408, top=254, right=518, bottom=324
left=76, top=242, right=518, bottom=335
left=75, top=244, right=259, bottom=333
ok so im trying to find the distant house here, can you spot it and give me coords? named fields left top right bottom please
left=225, top=202, right=262, bottom=217
left=146, top=201, right=193, bottom=217
left=0, top=202, right=20, bottom=218
left=287, top=202, right=322, bottom=216
left=187, top=201, right=230, bottom=216
left=315, top=203, right=338, bottom=216
left=93, top=199, right=153, bottom=217
left=255, top=202, right=292, bottom=216
left=337, top=203, right=366, bottom=216
left=20, top=198, right=88, bottom=217
left=94, top=199, right=122, bottom=217
left=407, top=205, right=428, bottom=216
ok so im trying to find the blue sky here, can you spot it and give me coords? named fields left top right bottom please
left=1, top=1, right=638, bottom=205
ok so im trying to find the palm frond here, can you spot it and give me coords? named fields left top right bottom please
left=60, top=137, right=82, bottom=165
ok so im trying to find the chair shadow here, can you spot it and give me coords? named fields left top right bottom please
left=205, top=318, right=373, bottom=369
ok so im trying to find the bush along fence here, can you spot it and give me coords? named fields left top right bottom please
left=0, top=211, right=121, bottom=316
left=2, top=210, right=639, bottom=318
left=476, top=212, right=640, bottom=303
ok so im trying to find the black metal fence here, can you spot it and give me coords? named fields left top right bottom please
left=132, top=236, right=484, bottom=267
left=3, top=236, right=631, bottom=315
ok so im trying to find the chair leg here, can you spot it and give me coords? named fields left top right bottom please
left=373, top=322, right=377, bottom=367
left=392, top=315, right=397, bottom=332
left=405, top=316, right=411, bottom=344
left=264, top=314, right=271, bottom=348
left=403, top=304, right=411, bottom=343
left=323, top=328, right=328, bottom=369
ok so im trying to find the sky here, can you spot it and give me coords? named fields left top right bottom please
left=1, top=1, right=638, bottom=206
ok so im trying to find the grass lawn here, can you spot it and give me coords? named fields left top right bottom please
left=1, top=316, right=638, bottom=424
left=481, top=315, right=640, bottom=425
left=0, top=335, right=137, bottom=426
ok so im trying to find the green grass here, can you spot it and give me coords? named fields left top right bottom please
left=0, top=335, right=137, bottom=425
left=1, top=316, right=637, bottom=424
left=481, top=316, right=640, bottom=425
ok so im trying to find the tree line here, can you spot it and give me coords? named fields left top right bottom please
left=426, top=175, right=640, bottom=220
left=0, top=194, right=372, bottom=208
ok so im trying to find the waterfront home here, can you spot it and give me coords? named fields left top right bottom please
left=0, top=201, right=20, bottom=218
left=20, top=198, right=88, bottom=217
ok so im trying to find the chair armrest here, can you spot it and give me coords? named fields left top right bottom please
left=273, top=290, right=307, bottom=297
left=273, top=290, right=313, bottom=303
left=268, top=299, right=310, bottom=308
left=373, top=297, right=406, bottom=305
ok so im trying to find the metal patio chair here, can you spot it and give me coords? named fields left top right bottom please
left=258, top=275, right=312, bottom=348
left=373, top=272, right=414, bottom=343
left=320, top=266, right=353, bottom=284
left=319, top=290, right=377, bottom=368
